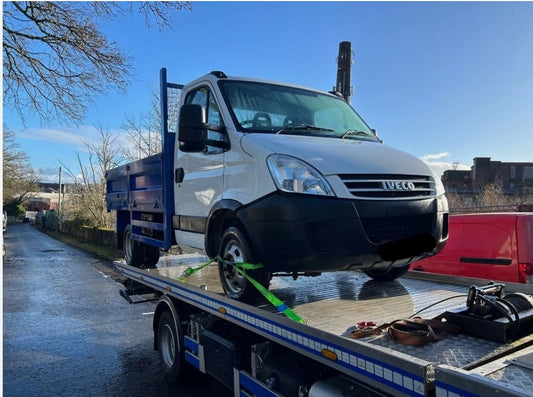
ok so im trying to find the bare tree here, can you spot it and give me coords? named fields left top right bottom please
left=122, top=86, right=162, bottom=160
left=122, top=76, right=183, bottom=160
left=60, top=126, right=124, bottom=228
left=2, top=126, right=40, bottom=210
left=3, top=1, right=191, bottom=125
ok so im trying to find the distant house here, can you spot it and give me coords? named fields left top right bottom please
left=25, top=193, right=58, bottom=212
left=443, top=157, right=533, bottom=195
left=24, top=183, right=73, bottom=212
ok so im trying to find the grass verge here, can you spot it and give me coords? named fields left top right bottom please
left=38, top=226, right=123, bottom=263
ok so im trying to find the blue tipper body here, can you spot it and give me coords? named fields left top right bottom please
left=105, top=68, right=183, bottom=249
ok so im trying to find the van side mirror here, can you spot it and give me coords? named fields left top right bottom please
left=179, top=104, right=229, bottom=152
left=179, top=104, right=207, bottom=152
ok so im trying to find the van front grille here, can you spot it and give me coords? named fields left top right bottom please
left=339, top=174, right=434, bottom=200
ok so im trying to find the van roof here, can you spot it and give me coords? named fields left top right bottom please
left=185, top=72, right=336, bottom=99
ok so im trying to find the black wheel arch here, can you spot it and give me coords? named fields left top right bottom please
left=205, top=199, right=265, bottom=262
left=153, top=296, right=193, bottom=352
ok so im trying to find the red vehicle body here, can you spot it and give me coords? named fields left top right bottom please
left=411, top=213, right=533, bottom=284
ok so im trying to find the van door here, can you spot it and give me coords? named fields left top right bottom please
left=458, top=216, right=517, bottom=282
left=174, top=85, right=227, bottom=248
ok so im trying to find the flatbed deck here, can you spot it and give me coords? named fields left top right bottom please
left=115, top=254, right=533, bottom=396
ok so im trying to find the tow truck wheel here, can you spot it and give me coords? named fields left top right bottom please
left=364, top=264, right=410, bottom=281
left=124, top=225, right=144, bottom=267
left=157, top=310, right=185, bottom=383
left=218, top=226, right=270, bottom=303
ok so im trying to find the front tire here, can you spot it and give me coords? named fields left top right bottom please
left=218, top=226, right=270, bottom=303
left=364, top=264, right=410, bottom=281
left=157, top=310, right=185, bottom=383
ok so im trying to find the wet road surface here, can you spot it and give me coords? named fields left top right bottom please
left=3, top=223, right=231, bottom=397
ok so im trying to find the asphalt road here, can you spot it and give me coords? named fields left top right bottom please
left=3, top=223, right=231, bottom=397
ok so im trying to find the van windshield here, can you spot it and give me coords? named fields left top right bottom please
left=219, top=80, right=379, bottom=142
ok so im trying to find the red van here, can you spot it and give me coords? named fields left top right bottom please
left=411, top=213, right=533, bottom=284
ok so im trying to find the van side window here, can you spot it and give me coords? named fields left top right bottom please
left=185, top=87, right=226, bottom=154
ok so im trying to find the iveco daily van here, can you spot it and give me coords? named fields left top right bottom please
left=106, top=69, right=449, bottom=302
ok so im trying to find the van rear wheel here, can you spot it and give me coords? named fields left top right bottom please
left=218, top=226, right=270, bottom=303
left=124, top=225, right=144, bottom=267
left=124, top=224, right=159, bottom=268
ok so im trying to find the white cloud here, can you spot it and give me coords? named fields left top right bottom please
left=420, top=152, right=451, bottom=161
left=420, top=153, right=470, bottom=177
left=17, top=126, right=100, bottom=151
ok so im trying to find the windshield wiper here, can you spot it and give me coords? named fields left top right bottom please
left=275, top=124, right=335, bottom=135
left=341, top=129, right=371, bottom=139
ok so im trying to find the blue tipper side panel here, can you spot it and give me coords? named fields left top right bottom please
left=105, top=154, right=163, bottom=212
left=106, top=153, right=168, bottom=248
left=128, top=154, right=163, bottom=212
left=105, top=164, right=130, bottom=211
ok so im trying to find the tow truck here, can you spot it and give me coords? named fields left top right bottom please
left=109, top=68, right=532, bottom=395
left=115, top=254, right=533, bottom=397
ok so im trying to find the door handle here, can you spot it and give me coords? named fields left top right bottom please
left=175, top=168, right=184, bottom=183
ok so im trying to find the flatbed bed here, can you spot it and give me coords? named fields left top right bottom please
left=115, top=254, right=533, bottom=397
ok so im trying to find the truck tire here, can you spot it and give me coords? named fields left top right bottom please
left=157, top=310, right=185, bottom=383
left=364, top=264, right=410, bottom=281
left=218, top=226, right=270, bottom=303
left=124, top=225, right=144, bottom=267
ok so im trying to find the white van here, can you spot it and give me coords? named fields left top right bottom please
left=107, top=70, right=449, bottom=302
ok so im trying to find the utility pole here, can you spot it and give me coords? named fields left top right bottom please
left=58, top=166, right=62, bottom=230
left=335, top=41, right=354, bottom=104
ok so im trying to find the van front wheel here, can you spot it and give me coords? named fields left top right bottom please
left=364, top=264, right=410, bottom=281
left=218, top=226, right=270, bottom=303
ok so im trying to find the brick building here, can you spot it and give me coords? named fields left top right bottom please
left=443, top=157, right=533, bottom=195
left=24, top=192, right=62, bottom=212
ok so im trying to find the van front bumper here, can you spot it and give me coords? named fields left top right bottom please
left=236, top=192, right=448, bottom=273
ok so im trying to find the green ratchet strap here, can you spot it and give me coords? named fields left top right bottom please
left=177, top=256, right=305, bottom=324
left=231, top=261, right=305, bottom=324
left=177, top=256, right=217, bottom=282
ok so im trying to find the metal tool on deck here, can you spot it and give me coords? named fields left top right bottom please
left=443, top=282, right=533, bottom=342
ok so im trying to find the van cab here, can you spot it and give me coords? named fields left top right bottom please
left=411, top=213, right=533, bottom=284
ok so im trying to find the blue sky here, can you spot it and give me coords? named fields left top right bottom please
left=4, top=1, right=533, bottom=182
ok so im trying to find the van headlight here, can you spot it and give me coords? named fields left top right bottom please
left=431, top=168, right=446, bottom=197
left=267, top=154, right=335, bottom=196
